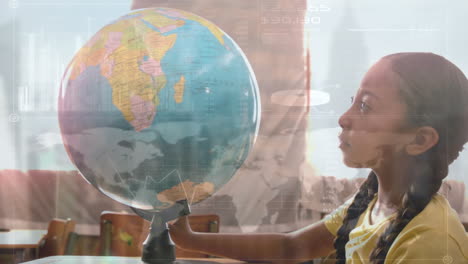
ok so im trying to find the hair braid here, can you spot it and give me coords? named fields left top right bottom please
left=334, top=172, right=378, bottom=263
left=368, top=153, right=443, bottom=263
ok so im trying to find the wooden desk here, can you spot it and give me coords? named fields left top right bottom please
left=0, top=229, right=47, bottom=263
left=23, top=256, right=258, bottom=264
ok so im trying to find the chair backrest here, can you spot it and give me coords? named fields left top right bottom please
left=65, top=232, right=101, bottom=256
left=99, top=211, right=149, bottom=257
left=99, top=212, right=219, bottom=258
left=38, top=218, right=76, bottom=258
left=175, top=214, right=219, bottom=258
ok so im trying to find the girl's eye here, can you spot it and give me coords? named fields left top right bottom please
left=351, top=96, right=371, bottom=112
left=360, top=101, right=371, bottom=112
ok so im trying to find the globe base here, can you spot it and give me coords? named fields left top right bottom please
left=140, top=200, right=192, bottom=264
left=142, top=226, right=175, bottom=264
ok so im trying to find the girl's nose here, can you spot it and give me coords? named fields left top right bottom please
left=338, top=110, right=352, bottom=130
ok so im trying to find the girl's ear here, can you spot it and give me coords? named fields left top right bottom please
left=405, top=126, right=439, bottom=155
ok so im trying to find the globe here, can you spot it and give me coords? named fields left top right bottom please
left=58, top=8, right=260, bottom=213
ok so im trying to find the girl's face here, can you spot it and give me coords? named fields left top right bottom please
left=338, top=59, right=415, bottom=170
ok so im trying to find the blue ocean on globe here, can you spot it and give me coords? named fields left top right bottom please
left=58, top=7, right=260, bottom=211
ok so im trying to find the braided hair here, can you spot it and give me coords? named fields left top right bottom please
left=333, top=53, right=468, bottom=264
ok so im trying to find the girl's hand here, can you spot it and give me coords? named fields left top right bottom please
left=168, top=216, right=194, bottom=250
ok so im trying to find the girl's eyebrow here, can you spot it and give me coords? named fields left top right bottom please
left=360, top=90, right=380, bottom=100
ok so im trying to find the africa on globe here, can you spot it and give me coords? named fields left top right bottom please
left=58, top=7, right=260, bottom=212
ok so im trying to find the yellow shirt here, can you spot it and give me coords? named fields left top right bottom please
left=323, top=193, right=468, bottom=263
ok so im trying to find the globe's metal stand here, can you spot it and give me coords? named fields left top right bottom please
left=141, top=213, right=177, bottom=264
left=132, top=200, right=217, bottom=264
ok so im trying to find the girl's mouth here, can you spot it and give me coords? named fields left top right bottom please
left=339, top=141, right=350, bottom=149
left=338, top=134, right=351, bottom=148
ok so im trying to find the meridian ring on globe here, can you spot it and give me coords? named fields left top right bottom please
left=58, top=7, right=261, bottom=213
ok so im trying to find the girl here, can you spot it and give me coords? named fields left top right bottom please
left=168, top=52, right=468, bottom=264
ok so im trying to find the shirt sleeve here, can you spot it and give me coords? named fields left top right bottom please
left=321, top=195, right=355, bottom=237
left=385, top=230, right=468, bottom=264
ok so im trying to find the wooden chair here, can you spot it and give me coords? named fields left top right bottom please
left=37, top=218, right=76, bottom=258
left=64, top=232, right=100, bottom=256
left=0, top=254, right=15, bottom=264
left=175, top=214, right=219, bottom=258
left=99, top=211, right=147, bottom=257
left=99, top=211, right=220, bottom=258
